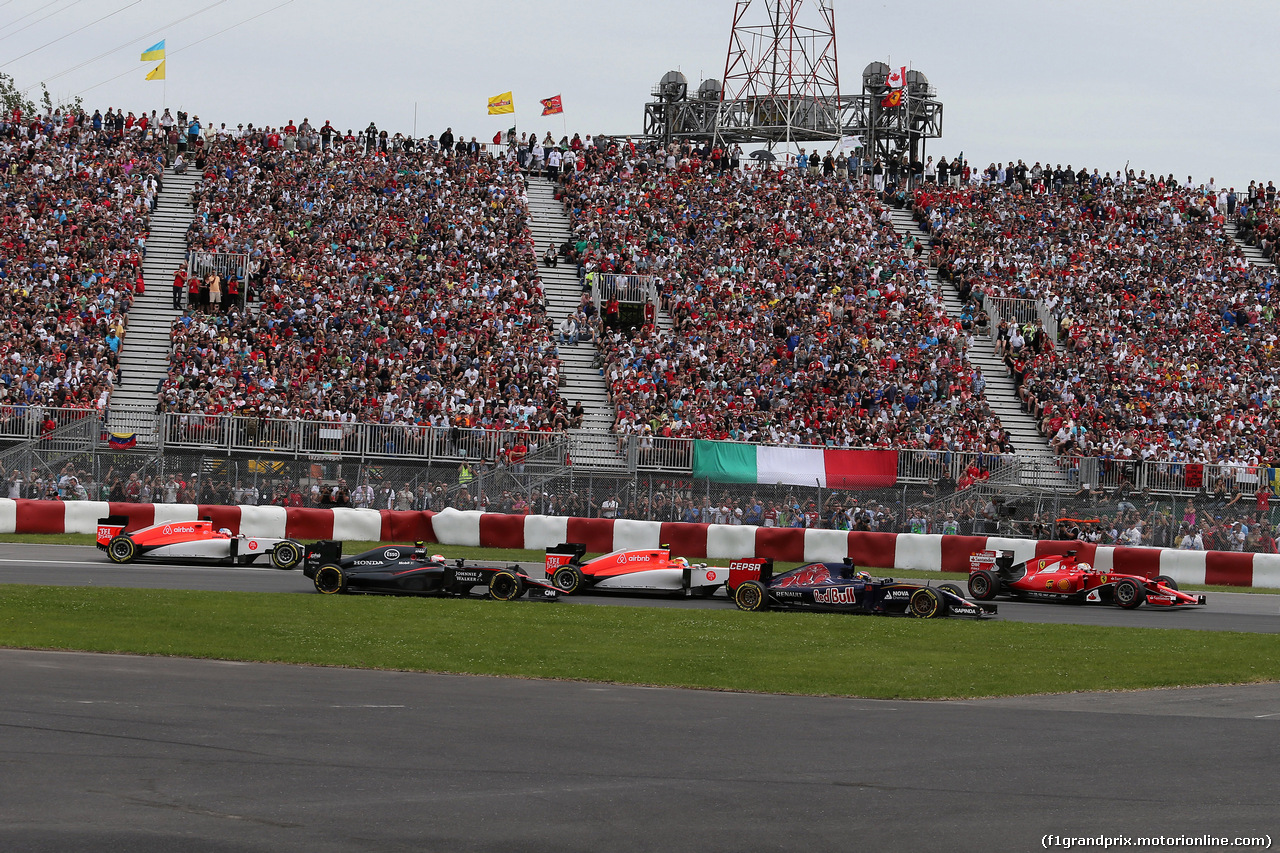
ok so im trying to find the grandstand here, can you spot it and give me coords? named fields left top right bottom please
left=2, top=100, right=1280, bottom=555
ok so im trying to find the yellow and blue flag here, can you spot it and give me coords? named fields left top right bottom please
left=140, top=40, right=165, bottom=61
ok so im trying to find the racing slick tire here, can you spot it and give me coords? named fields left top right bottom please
left=938, top=583, right=965, bottom=598
left=733, top=580, right=769, bottom=612
left=313, top=564, right=347, bottom=595
left=107, top=535, right=137, bottom=564
left=909, top=586, right=945, bottom=618
left=1154, top=574, right=1179, bottom=591
left=1113, top=578, right=1145, bottom=609
left=489, top=571, right=526, bottom=601
left=967, top=570, right=1000, bottom=601
left=551, top=565, right=584, bottom=594
left=270, top=541, right=303, bottom=570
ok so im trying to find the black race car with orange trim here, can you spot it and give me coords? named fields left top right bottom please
left=967, top=550, right=1206, bottom=609
left=96, top=516, right=305, bottom=568
left=732, top=559, right=996, bottom=618
left=301, top=540, right=559, bottom=600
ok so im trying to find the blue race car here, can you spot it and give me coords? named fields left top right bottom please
left=732, top=560, right=996, bottom=619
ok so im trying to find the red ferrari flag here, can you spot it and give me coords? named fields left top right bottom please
left=540, top=94, right=564, bottom=116
left=881, top=89, right=903, bottom=108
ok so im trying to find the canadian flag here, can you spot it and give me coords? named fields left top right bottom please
left=885, top=66, right=907, bottom=90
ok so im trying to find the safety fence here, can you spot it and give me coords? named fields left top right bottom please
left=159, top=415, right=571, bottom=466
left=982, top=296, right=1059, bottom=344
left=186, top=251, right=249, bottom=282
left=15, top=438, right=1280, bottom=555
left=591, top=273, right=659, bottom=306
left=4, top=409, right=1280, bottom=514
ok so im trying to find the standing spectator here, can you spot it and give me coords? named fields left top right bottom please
left=172, top=265, right=187, bottom=309
left=207, top=272, right=222, bottom=311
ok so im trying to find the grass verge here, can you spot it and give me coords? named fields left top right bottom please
left=0, top=585, right=1276, bottom=699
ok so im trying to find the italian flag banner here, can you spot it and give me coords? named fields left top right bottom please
left=692, top=441, right=898, bottom=489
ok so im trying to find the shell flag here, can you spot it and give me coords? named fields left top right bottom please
left=540, top=95, right=564, bottom=116
left=487, top=92, right=514, bottom=115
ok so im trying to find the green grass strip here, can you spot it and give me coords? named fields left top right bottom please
left=0, top=585, right=1276, bottom=699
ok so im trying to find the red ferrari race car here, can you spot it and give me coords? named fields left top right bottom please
left=966, top=550, right=1207, bottom=609
left=96, top=516, right=305, bottom=569
left=542, top=543, right=770, bottom=597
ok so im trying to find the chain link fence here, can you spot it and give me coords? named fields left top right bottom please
left=7, top=446, right=1276, bottom=553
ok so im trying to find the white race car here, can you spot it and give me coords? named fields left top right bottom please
left=95, top=516, right=305, bottom=569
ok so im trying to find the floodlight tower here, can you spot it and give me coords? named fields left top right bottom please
left=641, top=1, right=943, bottom=157
left=714, top=0, right=846, bottom=148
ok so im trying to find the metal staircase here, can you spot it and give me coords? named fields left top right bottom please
left=524, top=176, right=626, bottom=470
left=112, top=167, right=201, bottom=423
left=1232, top=226, right=1275, bottom=271
left=886, top=205, right=1071, bottom=490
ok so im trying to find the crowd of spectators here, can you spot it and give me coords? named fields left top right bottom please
left=160, top=126, right=575, bottom=438
left=1231, top=181, right=1279, bottom=260
left=913, top=161, right=1280, bottom=472
left=554, top=138, right=1015, bottom=456
left=0, top=105, right=163, bottom=415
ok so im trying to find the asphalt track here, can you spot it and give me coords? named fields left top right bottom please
left=1, top=543, right=1278, bottom=633
left=1, top=648, right=1277, bottom=853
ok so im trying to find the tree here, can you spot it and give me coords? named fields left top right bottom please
left=0, top=73, right=83, bottom=117
left=0, top=73, right=36, bottom=117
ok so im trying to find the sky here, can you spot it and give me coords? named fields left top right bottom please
left=3, top=0, right=1279, bottom=188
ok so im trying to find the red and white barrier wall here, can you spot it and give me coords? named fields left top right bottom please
left=5, top=500, right=1276, bottom=589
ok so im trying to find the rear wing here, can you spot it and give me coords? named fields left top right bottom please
left=305, top=540, right=344, bottom=571
left=96, top=516, right=130, bottom=549
left=545, top=542, right=587, bottom=576
left=725, top=558, right=773, bottom=591
left=969, top=550, right=1015, bottom=572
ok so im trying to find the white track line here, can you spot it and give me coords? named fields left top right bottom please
left=0, top=558, right=284, bottom=573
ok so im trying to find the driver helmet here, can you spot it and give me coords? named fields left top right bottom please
left=671, top=556, right=690, bottom=570
left=430, top=554, right=445, bottom=563
left=217, top=527, right=232, bottom=537
left=1076, top=561, right=1094, bottom=572
left=856, top=571, right=872, bottom=583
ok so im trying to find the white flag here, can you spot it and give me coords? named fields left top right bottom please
left=885, top=66, right=906, bottom=89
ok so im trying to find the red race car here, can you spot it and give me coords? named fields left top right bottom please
left=966, top=550, right=1206, bottom=609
